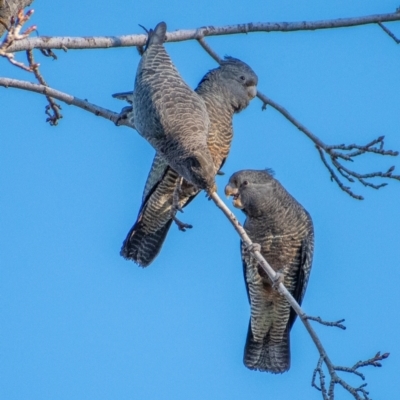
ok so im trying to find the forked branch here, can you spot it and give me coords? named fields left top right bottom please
left=26, top=49, right=62, bottom=125
left=210, top=191, right=389, bottom=400
left=198, top=39, right=400, bottom=200
left=2, top=8, right=400, bottom=198
left=0, top=8, right=36, bottom=71
left=0, top=77, right=131, bottom=127
left=260, top=94, right=400, bottom=200
left=305, top=315, right=346, bottom=330
left=312, top=352, right=390, bottom=400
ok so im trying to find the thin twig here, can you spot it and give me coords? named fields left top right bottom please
left=377, top=22, right=400, bottom=43
left=257, top=92, right=327, bottom=147
left=197, top=37, right=222, bottom=63
left=317, top=146, right=364, bottom=200
left=197, top=37, right=400, bottom=199
left=327, top=136, right=398, bottom=157
left=0, top=77, right=132, bottom=127
left=260, top=94, right=400, bottom=199
left=5, top=11, right=400, bottom=53
left=0, top=8, right=36, bottom=71
left=26, top=49, right=62, bottom=125
left=340, top=352, right=390, bottom=373
left=306, top=316, right=346, bottom=330
left=312, top=357, right=329, bottom=400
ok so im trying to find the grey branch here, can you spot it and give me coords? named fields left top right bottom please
left=0, top=77, right=133, bottom=127
left=197, top=38, right=400, bottom=199
left=337, top=351, right=390, bottom=375
left=378, top=22, right=400, bottom=43
left=197, top=37, right=222, bottom=63
left=211, top=191, right=389, bottom=400
left=26, top=49, right=62, bottom=125
left=313, top=352, right=390, bottom=400
left=5, top=10, right=400, bottom=53
left=258, top=93, right=400, bottom=200
left=306, top=315, right=346, bottom=330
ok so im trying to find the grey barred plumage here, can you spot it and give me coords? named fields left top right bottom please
left=225, top=169, right=314, bottom=373
left=132, top=21, right=215, bottom=192
left=119, top=56, right=258, bottom=266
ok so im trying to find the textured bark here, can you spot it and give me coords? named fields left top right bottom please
left=0, top=77, right=124, bottom=125
left=5, top=11, right=400, bottom=53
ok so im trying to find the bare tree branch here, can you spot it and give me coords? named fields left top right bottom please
left=0, top=77, right=133, bottom=127
left=316, top=146, right=363, bottom=200
left=5, top=11, right=400, bottom=53
left=313, top=352, right=390, bottom=400
left=0, top=8, right=37, bottom=71
left=305, top=316, right=346, bottom=330
left=197, top=37, right=222, bottom=63
left=4, top=25, right=399, bottom=200
left=197, top=38, right=400, bottom=199
left=26, top=49, right=62, bottom=125
left=211, top=191, right=389, bottom=400
left=261, top=95, right=400, bottom=199
left=377, top=22, right=400, bottom=44
left=338, top=352, right=390, bottom=374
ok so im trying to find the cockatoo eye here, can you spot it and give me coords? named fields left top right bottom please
left=240, top=75, right=246, bottom=81
left=243, top=180, right=248, bottom=186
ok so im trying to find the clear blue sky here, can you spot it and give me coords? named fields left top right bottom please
left=1, top=1, right=399, bottom=399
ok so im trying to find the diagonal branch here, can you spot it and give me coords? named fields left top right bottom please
left=305, top=315, right=346, bottom=330
left=197, top=37, right=221, bottom=63
left=259, top=93, right=400, bottom=200
left=5, top=10, right=400, bottom=53
left=211, top=191, right=389, bottom=400
left=26, top=49, right=62, bottom=125
left=210, top=192, right=337, bottom=376
left=377, top=22, right=400, bottom=44
left=0, top=77, right=133, bottom=127
left=197, top=38, right=400, bottom=200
